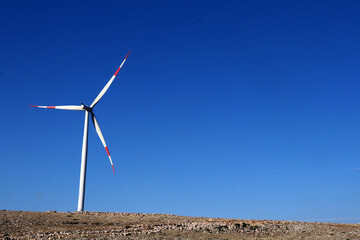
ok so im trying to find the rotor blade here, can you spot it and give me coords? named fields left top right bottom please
left=30, top=105, right=84, bottom=110
left=90, top=51, right=130, bottom=108
left=90, top=112, right=115, bottom=174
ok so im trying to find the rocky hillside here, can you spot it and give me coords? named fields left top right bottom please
left=1, top=210, right=360, bottom=239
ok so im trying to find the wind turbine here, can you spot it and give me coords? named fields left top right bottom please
left=30, top=51, right=130, bottom=211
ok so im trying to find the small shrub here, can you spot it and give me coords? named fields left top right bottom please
left=62, top=221, right=79, bottom=224
left=249, top=225, right=258, bottom=231
left=215, top=225, right=228, bottom=232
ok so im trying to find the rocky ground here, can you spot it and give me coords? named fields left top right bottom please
left=1, top=210, right=360, bottom=239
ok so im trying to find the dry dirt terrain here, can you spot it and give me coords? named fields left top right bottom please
left=1, top=210, right=360, bottom=239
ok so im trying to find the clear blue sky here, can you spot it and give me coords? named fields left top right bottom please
left=1, top=0, right=360, bottom=223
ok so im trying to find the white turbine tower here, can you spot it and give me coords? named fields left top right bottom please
left=30, top=51, right=130, bottom=211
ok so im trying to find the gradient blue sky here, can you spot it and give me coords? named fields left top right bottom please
left=1, top=0, right=360, bottom=223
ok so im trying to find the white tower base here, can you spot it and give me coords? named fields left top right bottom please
left=77, top=111, right=89, bottom=211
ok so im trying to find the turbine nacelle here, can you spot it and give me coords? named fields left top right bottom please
left=81, top=103, right=92, bottom=112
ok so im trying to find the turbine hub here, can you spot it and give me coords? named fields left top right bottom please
left=81, top=104, right=92, bottom=112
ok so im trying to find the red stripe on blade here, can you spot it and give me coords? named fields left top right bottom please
left=29, top=105, right=38, bottom=108
left=125, top=51, right=130, bottom=59
left=112, top=165, right=115, bottom=174
left=47, top=106, right=55, bottom=109
left=114, top=67, right=121, bottom=76
left=105, top=146, right=110, bottom=156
